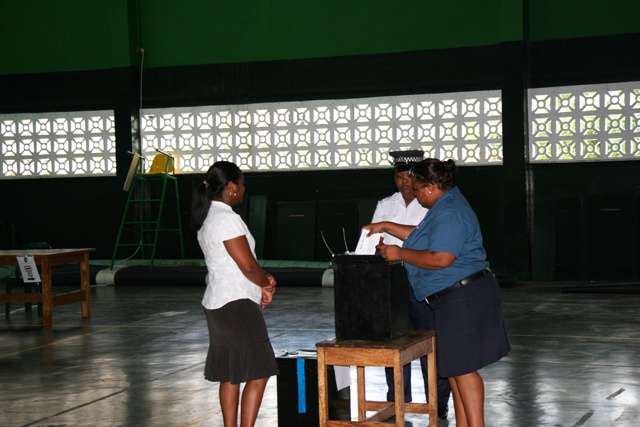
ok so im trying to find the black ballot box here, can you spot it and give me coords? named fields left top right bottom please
left=333, top=254, right=410, bottom=340
left=276, top=356, right=350, bottom=426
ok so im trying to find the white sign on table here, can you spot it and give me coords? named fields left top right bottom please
left=16, top=255, right=41, bottom=283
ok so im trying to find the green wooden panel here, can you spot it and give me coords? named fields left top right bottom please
left=247, top=195, right=268, bottom=259
left=555, top=197, right=583, bottom=281
left=274, top=201, right=317, bottom=261
left=532, top=196, right=556, bottom=281
left=587, top=195, right=637, bottom=280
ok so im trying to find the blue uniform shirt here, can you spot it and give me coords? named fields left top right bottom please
left=403, top=186, right=489, bottom=301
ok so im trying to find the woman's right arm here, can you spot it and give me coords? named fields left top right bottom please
left=223, top=235, right=272, bottom=288
left=362, top=221, right=416, bottom=242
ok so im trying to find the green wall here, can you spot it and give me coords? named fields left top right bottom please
left=0, top=0, right=132, bottom=74
left=3, top=0, right=640, bottom=75
left=138, top=0, right=505, bottom=67
left=527, top=0, right=640, bottom=41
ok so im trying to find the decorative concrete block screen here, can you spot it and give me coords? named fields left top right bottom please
left=529, top=81, right=640, bottom=163
left=140, top=91, right=503, bottom=173
left=0, top=110, right=116, bottom=179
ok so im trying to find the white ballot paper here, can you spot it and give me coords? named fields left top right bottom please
left=354, top=229, right=383, bottom=255
left=334, top=365, right=351, bottom=391
left=16, top=255, right=41, bottom=283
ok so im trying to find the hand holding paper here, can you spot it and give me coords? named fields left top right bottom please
left=355, top=228, right=383, bottom=255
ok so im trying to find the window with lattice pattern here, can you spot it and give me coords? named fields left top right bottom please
left=529, top=82, right=640, bottom=163
left=140, top=91, right=503, bottom=173
left=0, top=111, right=116, bottom=179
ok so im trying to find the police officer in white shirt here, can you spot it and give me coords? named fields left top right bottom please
left=373, top=149, right=451, bottom=420
left=372, top=150, right=429, bottom=243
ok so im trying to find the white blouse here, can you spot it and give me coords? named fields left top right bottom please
left=197, top=201, right=262, bottom=310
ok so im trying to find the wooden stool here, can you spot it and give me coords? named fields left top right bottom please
left=316, top=330, right=437, bottom=427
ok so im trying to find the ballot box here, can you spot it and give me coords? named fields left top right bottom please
left=276, top=356, right=350, bottom=426
left=333, top=254, right=410, bottom=341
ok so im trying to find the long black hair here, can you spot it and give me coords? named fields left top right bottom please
left=190, top=161, right=242, bottom=231
left=410, top=158, right=456, bottom=191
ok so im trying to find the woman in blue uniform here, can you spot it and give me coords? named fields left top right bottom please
left=364, top=158, right=510, bottom=427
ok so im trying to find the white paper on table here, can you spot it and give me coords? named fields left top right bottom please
left=16, top=255, right=41, bottom=283
left=354, top=229, right=383, bottom=255
left=334, top=365, right=351, bottom=391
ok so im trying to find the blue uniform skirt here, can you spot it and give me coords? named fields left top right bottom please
left=203, top=298, right=279, bottom=384
left=427, top=273, right=510, bottom=377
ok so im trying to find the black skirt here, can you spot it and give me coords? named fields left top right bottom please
left=428, top=273, right=511, bottom=377
left=203, top=299, right=279, bottom=384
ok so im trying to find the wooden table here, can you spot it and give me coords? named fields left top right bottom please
left=0, top=248, right=95, bottom=326
left=316, top=330, right=437, bottom=427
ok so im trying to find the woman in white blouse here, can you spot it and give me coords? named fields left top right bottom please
left=191, top=161, right=278, bottom=427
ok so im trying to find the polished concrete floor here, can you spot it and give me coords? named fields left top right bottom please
left=1, top=279, right=639, bottom=427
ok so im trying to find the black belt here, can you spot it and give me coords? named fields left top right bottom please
left=425, top=268, right=493, bottom=303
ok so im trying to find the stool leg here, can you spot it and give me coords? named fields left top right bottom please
left=357, top=366, right=366, bottom=420
left=317, top=348, right=329, bottom=427
left=393, top=353, right=405, bottom=427
left=427, top=342, right=438, bottom=427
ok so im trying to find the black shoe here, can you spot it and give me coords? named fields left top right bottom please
left=437, top=403, right=449, bottom=420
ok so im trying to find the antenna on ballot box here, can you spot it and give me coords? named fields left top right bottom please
left=321, top=227, right=359, bottom=262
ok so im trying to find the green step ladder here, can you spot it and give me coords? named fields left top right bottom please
left=110, top=150, right=185, bottom=270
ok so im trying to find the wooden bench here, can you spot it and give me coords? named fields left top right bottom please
left=316, top=330, right=437, bottom=427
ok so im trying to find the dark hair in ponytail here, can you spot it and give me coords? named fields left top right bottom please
left=410, top=158, right=456, bottom=191
left=190, top=161, right=242, bottom=231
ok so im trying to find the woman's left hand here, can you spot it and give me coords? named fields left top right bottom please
left=261, top=285, right=275, bottom=308
left=376, top=243, right=402, bottom=261
left=261, top=272, right=277, bottom=308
